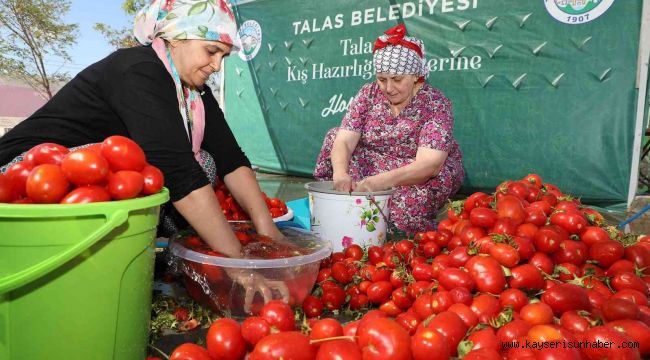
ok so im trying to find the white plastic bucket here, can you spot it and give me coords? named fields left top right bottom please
left=305, top=181, right=393, bottom=252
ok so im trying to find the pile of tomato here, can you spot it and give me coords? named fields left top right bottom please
left=214, top=180, right=288, bottom=220
left=0, top=136, right=164, bottom=204
left=160, top=173, right=650, bottom=360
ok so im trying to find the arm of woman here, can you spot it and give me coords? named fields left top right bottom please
left=331, top=129, right=361, bottom=192
left=107, top=61, right=244, bottom=257
left=223, top=166, right=283, bottom=240
left=355, top=147, right=448, bottom=191
left=330, top=83, right=375, bottom=192
left=173, top=186, right=242, bottom=257
left=200, top=90, right=283, bottom=240
left=356, top=88, right=455, bottom=192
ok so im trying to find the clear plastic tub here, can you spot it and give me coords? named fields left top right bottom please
left=170, top=223, right=331, bottom=317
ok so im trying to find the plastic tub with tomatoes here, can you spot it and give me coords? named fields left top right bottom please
left=169, top=222, right=331, bottom=317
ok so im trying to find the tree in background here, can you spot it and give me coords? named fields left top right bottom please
left=93, top=0, right=145, bottom=49
left=0, top=0, right=78, bottom=99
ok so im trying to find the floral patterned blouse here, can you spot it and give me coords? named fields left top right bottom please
left=314, top=81, right=464, bottom=232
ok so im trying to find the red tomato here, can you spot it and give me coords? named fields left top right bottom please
left=489, top=218, right=517, bottom=236
left=579, top=226, right=611, bottom=247
left=315, top=339, right=361, bottom=360
left=589, top=240, right=624, bottom=268
left=422, top=311, right=467, bottom=355
left=549, top=211, right=587, bottom=234
left=438, top=268, right=475, bottom=292
left=206, top=318, right=246, bottom=360
left=0, top=173, right=18, bottom=203
left=469, top=207, right=497, bottom=228
left=412, top=293, right=434, bottom=320
left=489, top=243, right=520, bottom=268
left=581, top=326, right=641, bottom=360
left=496, top=319, right=531, bottom=348
left=465, top=256, right=507, bottom=294
left=430, top=291, right=454, bottom=314
left=605, top=320, right=650, bottom=357
left=26, top=164, right=70, bottom=203
left=559, top=310, right=591, bottom=334
left=625, top=244, right=650, bottom=275
left=356, top=317, right=412, bottom=360
left=395, top=311, right=420, bottom=335
left=448, top=303, right=479, bottom=329
left=411, top=327, right=450, bottom=360
left=310, top=318, right=343, bottom=341
left=5, top=161, right=32, bottom=197
left=302, top=295, right=324, bottom=318
left=534, top=226, right=563, bottom=254
left=470, top=294, right=501, bottom=324
left=611, top=272, right=650, bottom=295
left=367, top=281, right=393, bottom=304
left=536, top=347, right=583, bottom=360
left=508, top=264, right=545, bottom=291
left=107, top=170, right=144, bottom=200
left=379, top=299, right=403, bottom=316
left=520, top=302, right=554, bottom=325
left=60, top=185, right=111, bottom=204
left=496, top=195, right=526, bottom=225
left=523, top=173, right=543, bottom=188
left=528, top=252, right=555, bottom=275
left=541, top=283, right=590, bottom=316
left=411, top=262, right=433, bottom=282
left=553, top=239, right=588, bottom=266
left=23, top=143, right=69, bottom=166
left=459, top=226, right=487, bottom=246
left=60, top=149, right=109, bottom=186
left=391, top=287, right=413, bottom=309
left=462, top=347, right=501, bottom=360
left=321, top=285, right=346, bottom=311
left=331, top=262, right=352, bottom=284
left=601, top=298, right=640, bottom=322
left=249, top=332, right=316, bottom=360
left=612, top=289, right=649, bottom=306
left=529, top=200, right=552, bottom=215
left=368, top=246, right=385, bottom=265
left=169, top=343, right=211, bottom=360
left=344, top=244, right=363, bottom=260
left=100, top=135, right=146, bottom=172
left=141, top=164, right=164, bottom=195
left=241, top=316, right=271, bottom=347
left=499, top=288, right=529, bottom=312
left=258, top=300, right=295, bottom=332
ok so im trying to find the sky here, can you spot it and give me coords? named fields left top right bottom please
left=52, top=1, right=131, bottom=77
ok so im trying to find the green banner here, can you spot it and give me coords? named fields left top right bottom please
left=224, top=0, right=644, bottom=203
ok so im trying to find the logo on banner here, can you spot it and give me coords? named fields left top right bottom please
left=544, top=0, right=615, bottom=24
left=238, top=20, right=262, bottom=61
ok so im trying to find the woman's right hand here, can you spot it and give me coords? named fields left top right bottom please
left=333, top=172, right=355, bottom=192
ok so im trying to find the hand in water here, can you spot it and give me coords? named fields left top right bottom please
left=333, top=172, right=355, bottom=192
left=224, top=268, right=290, bottom=314
left=355, top=175, right=388, bottom=192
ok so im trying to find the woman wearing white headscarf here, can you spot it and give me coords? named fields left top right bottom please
left=314, top=24, right=465, bottom=234
left=0, top=0, right=283, bottom=258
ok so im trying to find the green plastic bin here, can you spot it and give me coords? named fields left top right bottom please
left=0, top=189, right=169, bottom=360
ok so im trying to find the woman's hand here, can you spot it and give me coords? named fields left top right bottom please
left=224, top=268, right=290, bottom=314
left=355, top=174, right=391, bottom=192
left=333, top=172, right=355, bottom=192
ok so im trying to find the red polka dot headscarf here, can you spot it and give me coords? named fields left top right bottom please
left=373, top=24, right=428, bottom=81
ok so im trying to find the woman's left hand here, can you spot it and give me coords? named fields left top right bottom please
left=257, top=225, right=286, bottom=243
left=355, top=174, right=390, bottom=192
